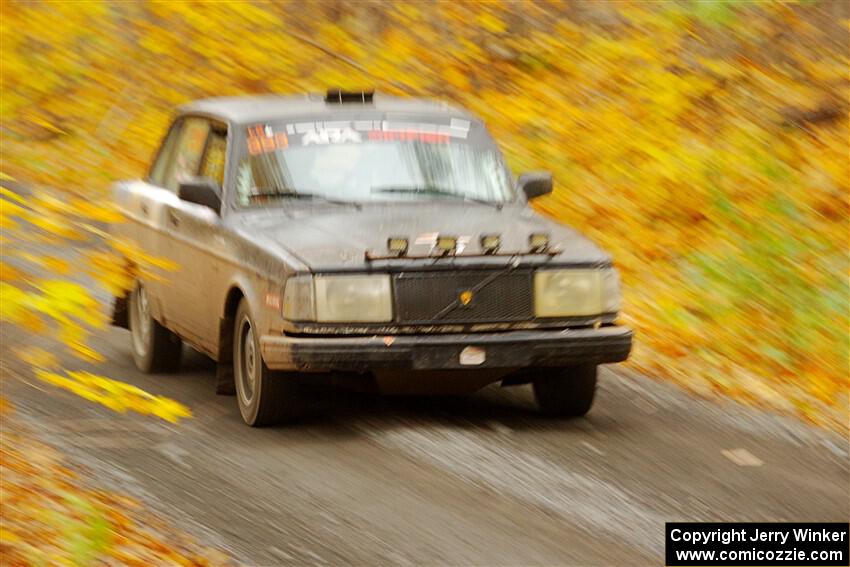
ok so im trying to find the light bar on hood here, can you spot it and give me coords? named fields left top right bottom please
left=387, top=237, right=409, bottom=257
left=435, top=235, right=457, bottom=255
left=529, top=232, right=551, bottom=253
left=480, top=234, right=501, bottom=255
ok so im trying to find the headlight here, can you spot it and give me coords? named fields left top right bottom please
left=282, top=275, right=315, bottom=321
left=283, top=274, right=393, bottom=323
left=601, top=268, right=623, bottom=313
left=533, top=268, right=622, bottom=317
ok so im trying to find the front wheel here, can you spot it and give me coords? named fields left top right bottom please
left=532, top=364, right=597, bottom=417
left=233, top=299, right=303, bottom=426
left=127, top=283, right=182, bottom=373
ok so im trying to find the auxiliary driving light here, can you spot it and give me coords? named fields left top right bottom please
left=480, top=234, right=501, bottom=254
left=435, top=235, right=458, bottom=255
left=529, top=232, right=551, bottom=253
left=387, top=237, right=409, bottom=256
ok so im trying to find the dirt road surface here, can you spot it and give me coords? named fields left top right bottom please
left=3, top=310, right=848, bottom=565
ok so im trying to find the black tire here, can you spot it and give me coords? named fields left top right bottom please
left=127, top=283, right=182, bottom=373
left=233, top=298, right=303, bottom=426
left=532, top=364, right=597, bottom=417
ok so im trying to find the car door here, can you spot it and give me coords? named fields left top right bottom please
left=112, top=118, right=186, bottom=327
left=157, top=118, right=229, bottom=351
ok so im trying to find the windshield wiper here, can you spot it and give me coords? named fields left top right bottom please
left=248, top=189, right=362, bottom=209
left=371, top=185, right=502, bottom=208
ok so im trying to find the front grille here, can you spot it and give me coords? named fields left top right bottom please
left=393, top=270, right=534, bottom=324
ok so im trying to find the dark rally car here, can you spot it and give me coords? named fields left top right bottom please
left=111, top=89, right=632, bottom=426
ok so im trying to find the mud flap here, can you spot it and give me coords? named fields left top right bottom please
left=215, top=316, right=235, bottom=395
left=216, top=364, right=235, bottom=395
left=111, top=295, right=129, bottom=329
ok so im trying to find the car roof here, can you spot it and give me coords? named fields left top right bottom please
left=178, top=93, right=478, bottom=125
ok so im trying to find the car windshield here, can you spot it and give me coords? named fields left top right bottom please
left=235, top=119, right=513, bottom=206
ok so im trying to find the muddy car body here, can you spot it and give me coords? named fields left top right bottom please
left=111, top=90, right=632, bottom=426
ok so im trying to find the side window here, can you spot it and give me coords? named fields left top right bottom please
left=150, top=118, right=211, bottom=192
left=236, top=161, right=253, bottom=206
left=166, top=118, right=210, bottom=192
left=149, top=119, right=183, bottom=187
left=199, top=127, right=228, bottom=187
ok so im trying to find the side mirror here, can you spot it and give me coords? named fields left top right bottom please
left=518, top=171, right=553, bottom=200
left=178, top=177, right=221, bottom=213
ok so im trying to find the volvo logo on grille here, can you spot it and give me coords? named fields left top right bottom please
left=410, top=267, right=528, bottom=322
left=459, top=289, right=474, bottom=307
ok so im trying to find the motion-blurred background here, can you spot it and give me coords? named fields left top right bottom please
left=2, top=2, right=849, bottom=564
left=4, top=0, right=847, bottom=428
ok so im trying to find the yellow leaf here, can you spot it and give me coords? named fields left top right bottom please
left=15, top=346, right=60, bottom=369
left=20, top=311, right=46, bottom=334
left=28, top=215, right=84, bottom=240
left=443, top=67, right=471, bottom=91
left=0, top=261, right=28, bottom=282
left=41, top=256, right=71, bottom=275
left=69, top=199, right=123, bottom=223
left=478, top=11, right=507, bottom=34
left=25, top=113, right=66, bottom=134
left=35, top=369, right=193, bottom=423
left=0, top=528, right=22, bottom=543
left=0, top=186, right=28, bottom=206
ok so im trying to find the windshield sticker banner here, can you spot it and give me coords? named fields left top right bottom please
left=367, top=131, right=449, bottom=143
left=301, top=127, right=362, bottom=145
left=247, top=125, right=289, bottom=155
left=281, top=118, right=471, bottom=146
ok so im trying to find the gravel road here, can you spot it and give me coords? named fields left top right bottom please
left=3, top=317, right=847, bottom=565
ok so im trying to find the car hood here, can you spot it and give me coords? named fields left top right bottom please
left=231, top=202, right=611, bottom=271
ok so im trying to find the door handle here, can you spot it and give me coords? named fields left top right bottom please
left=168, top=210, right=179, bottom=227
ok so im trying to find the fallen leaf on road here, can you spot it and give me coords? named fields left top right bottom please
left=0, top=399, right=229, bottom=566
left=721, top=448, right=764, bottom=467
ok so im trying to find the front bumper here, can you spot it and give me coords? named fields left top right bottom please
left=260, top=326, right=633, bottom=372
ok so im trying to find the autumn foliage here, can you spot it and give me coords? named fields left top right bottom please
left=0, top=404, right=226, bottom=565
left=1, top=1, right=848, bottom=430
left=0, top=183, right=190, bottom=421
